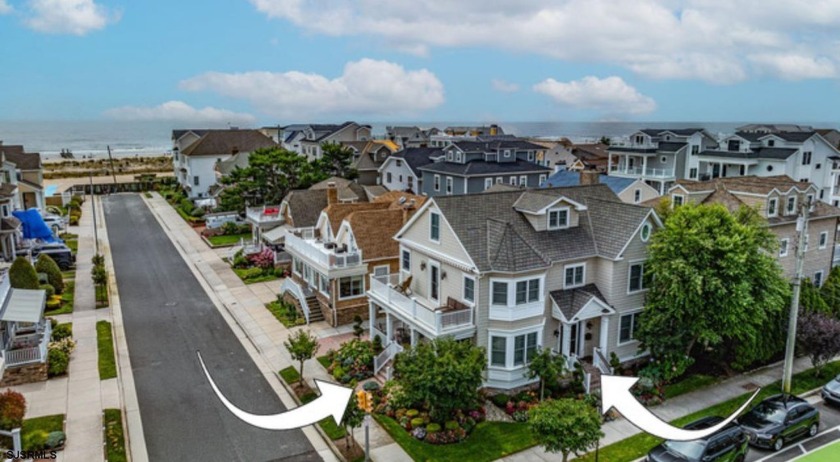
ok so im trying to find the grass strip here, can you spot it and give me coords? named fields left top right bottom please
left=103, top=409, right=127, bottom=462
left=96, top=321, right=117, bottom=380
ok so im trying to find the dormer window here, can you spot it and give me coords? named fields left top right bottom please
left=527, top=151, right=534, bottom=161
left=455, top=152, right=462, bottom=163
left=547, top=207, right=569, bottom=230
left=768, top=139, right=775, bottom=147
left=787, top=196, right=797, bottom=215
left=728, top=139, right=740, bottom=151
left=767, top=198, right=778, bottom=217
left=447, top=151, right=453, bottom=161
left=634, top=135, right=644, bottom=145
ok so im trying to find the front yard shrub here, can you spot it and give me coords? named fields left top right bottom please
left=426, top=423, right=441, bottom=433
left=0, top=389, right=26, bottom=430
left=40, top=284, right=55, bottom=299
left=10, top=257, right=40, bottom=290
left=445, top=421, right=460, bottom=431
left=22, top=430, right=48, bottom=451
left=51, top=323, right=72, bottom=341
left=324, top=339, right=376, bottom=382
left=45, top=431, right=65, bottom=449
left=47, top=349, right=69, bottom=377
left=491, top=393, right=510, bottom=409
left=411, top=417, right=425, bottom=428
left=35, top=254, right=64, bottom=294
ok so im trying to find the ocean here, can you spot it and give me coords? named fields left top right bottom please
left=0, top=120, right=833, bottom=161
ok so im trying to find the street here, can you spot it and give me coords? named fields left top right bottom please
left=103, top=194, right=320, bottom=461
left=748, top=398, right=840, bottom=462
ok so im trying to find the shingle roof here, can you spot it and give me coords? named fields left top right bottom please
left=760, top=131, right=816, bottom=143
left=657, top=142, right=688, bottom=152
left=549, top=284, right=610, bottom=321
left=452, top=139, right=546, bottom=152
left=324, top=202, right=391, bottom=235
left=284, top=190, right=328, bottom=228
left=1, top=217, right=20, bottom=231
left=732, top=131, right=764, bottom=142
left=675, top=175, right=811, bottom=195
left=180, top=130, right=277, bottom=156
left=216, top=151, right=250, bottom=176
left=0, top=145, right=41, bottom=170
left=0, top=183, right=16, bottom=197
left=542, top=170, right=635, bottom=194
left=345, top=194, right=427, bottom=261
left=641, top=128, right=704, bottom=137
left=697, top=147, right=798, bottom=160
left=431, top=185, right=654, bottom=272
left=389, top=148, right=444, bottom=175
left=419, top=159, right=551, bottom=176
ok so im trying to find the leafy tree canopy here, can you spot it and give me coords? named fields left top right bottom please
left=528, top=398, right=603, bottom=462
left=317, top=142, right=358, bottom=180
left=283, top=329, right=319, bottom=383
left=820, top=266, right=840, bottom=317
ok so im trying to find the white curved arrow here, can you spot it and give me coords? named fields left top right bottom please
left=601, top=375, right=760, bottom=441
left=197, top=351, right=353, bottom=429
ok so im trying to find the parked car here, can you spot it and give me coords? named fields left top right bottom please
left=822, top=375, right=840, bottom=407
left=41, top=214, right=66, bottom=233
left=738, top=395, right=819, bottom=451
left=646, top=416, right=749, bottom=461
left=17, top=243, right=75, bottom=270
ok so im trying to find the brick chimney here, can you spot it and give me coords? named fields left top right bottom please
left=580, top=169, right=600, bottom=186
left=327, top=182, right=338, bottom=205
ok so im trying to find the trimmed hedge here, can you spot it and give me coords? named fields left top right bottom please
left=35, top=254, right=64, bottom=294
left=10, top=257, right=40, bottom=290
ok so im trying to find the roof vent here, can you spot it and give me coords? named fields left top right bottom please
left=398, top=197, right=407, bottom=204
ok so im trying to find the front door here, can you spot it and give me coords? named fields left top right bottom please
left=429, top=262, right=440, bottom=303
left=569, top=322, right=581, bottom=357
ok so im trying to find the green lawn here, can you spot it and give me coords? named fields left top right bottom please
left=61, top=270, right=75, bottom=281
left=18, top=414, right=64, bottom=449
left=375, top=415, right=536, bottom=462
left=96, top=321, right=117, bottom=380
left=317, top=355, right=332, bottom=369
left=577, top=361, right=840, bottom=462
left=799, top=440, right=840, bottom=461
left=279, top=366, right=301, bottom=384
left=663, top=374, right=719, bottom=400
left=45, top=281, right=75, bottom=315
left=207, top=233, right=252, bottom=247
left=95, top=284, right=109, bottom=308
left=265, top=301, right=306, bottom=328
left=103, top=409, right=127, bottom=462
left=278, top=366, right=347, bottom=440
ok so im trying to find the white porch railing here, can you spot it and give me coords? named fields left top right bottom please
left=593, top=347, right=614, bottom=376
left=370, top=326, right=387, bottom=344
left=374, top=341, right=404, bottom=375
left=368, top=274, right=473, bottom=336
left=280, top=278, right=310, bottom=324
left=584, top=372, right=592, bottom=395
left=610, top=166, right=675, bottom=178
left=4, top=322, right=51, bottom=368
left=245, top=206, right=284, bottom=225
left=565, top=353, right=580, bottom=371
left=285, top=232, right=363, bottom=269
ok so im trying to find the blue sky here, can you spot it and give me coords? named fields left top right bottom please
left=2, top=0, right=840, bottom=125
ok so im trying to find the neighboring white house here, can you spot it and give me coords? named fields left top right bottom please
left=171, top=129, right=277, bottom=200
left=378, top=148, right=444, bottom=193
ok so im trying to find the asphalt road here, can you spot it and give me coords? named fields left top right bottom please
left=103, top=195, right=320, bottom=461
left=748, top=398, right=840, bottom=462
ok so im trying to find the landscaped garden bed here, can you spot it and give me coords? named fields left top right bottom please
left=265, top=298, right=306, bottom=328
left=159, top=187, right=205, bottom=226
left=231, top=248, right=283, bottom=284
left=0, top=391, right=66, bottom=453
left=45, top=280, right=74, bottom=316
left=321, top=338, right=380, bottom=387
left=48, top=321, right=75, bottom=378
left=202, top=222, right=253, bottom=247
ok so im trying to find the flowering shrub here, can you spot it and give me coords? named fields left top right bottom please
left=325, top=339, right=375, bottom=382
left=49, top=337, right=77, bottom=356
left=248, top=248, right=275, bottom=269
left=411, top=427, right=426, bottom=440
left=424, top=427, right=467, bottom=445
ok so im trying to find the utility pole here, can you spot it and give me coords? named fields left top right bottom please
left=106, top=145, right=118, bottom=192
left=782, top=197, right=810, bottom=394
left=89, top=172, right=99, bottom=255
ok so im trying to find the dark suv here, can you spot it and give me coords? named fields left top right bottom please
left=647, top=416, right=749, bottom=461
left=17, top=243, right=75, bottom=269
left=738, top=394, right=819, bottom=451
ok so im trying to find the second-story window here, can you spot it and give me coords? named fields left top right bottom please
left=430, top=212, right=440, bottom=241
left=539, top=174, right=547, bottom=185
left=401, top=250, right=411, bottom=271
left=464, top=277, right=475, bottom=303
left=519, top=176, right=527, bottom=187
left=193, top=176, right=200, bottom=186
left=456, top=152, right=462, bottom=163
left=492, top=281, right=508, bottom=304
left=564, top=264, right=585, bottom=288
left=446, top=177, right=453, bottom=195
left=820, top=231, right=828, bottom=249
left=802, top=151, right=812, bottom=165
left=515, top=279, right=540, bottom=304
left=434, top=175, right=441, bottom=192
left=509, top=176, right=517, bottom=186
left=779, top=238, right=789, bottom=257
left=338, top=275, right=364, bottom=299
left=787, top=196, right=796, bottom=214
left=485, top=178, right=493, bottom=190
left=768, top=198, right=778, bottom=216
left=628, top=262, right=646, bottom=293
left=548, top=208, right=569, bottom=230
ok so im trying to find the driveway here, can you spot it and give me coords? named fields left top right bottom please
left=103, top=194, right=319, bottom=461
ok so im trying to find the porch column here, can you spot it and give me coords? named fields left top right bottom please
left=385, top=313, right=392, bottom=342
left=368, top=301, right=376, bottom=342
left=607, top=153, right=612, bottom=172
left=659, top=181, right=665, bottom=195
left=642, top=156, right=648, bottom=177
left=410, top=328, right=418, bottom=347
left=599, top=316, right=610, bottom=353
left=561, top=323, right=572, bottom=358
left=623, top=155, right=629, bottom=173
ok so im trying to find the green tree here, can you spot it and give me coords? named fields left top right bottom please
left=598, top=136, right=611, bottom=146
left=9, top=257, right=40, bottom=290
left=636, top=203, right=790, bottom=376
left=800, top=278, right=830, bottom=314
left=35, top=254, right=64, bottom=295
left=341, top=397, right=365, bottom=450
left=317, top=142, right=358, bottom=180
left=797, top=311, right=840, bottom=376
left=283, top=329, right=319, bottom=384
left=820, top=266, right=840, bottom=317
left=526, top=347, right=565, bottom=401
left=529, top=398, right=603, bottom=462
left=392, top=337, right=485, bottom=421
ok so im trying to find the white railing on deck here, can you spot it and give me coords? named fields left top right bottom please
left=280, top=278, right=310, bottom=324
left=284, top=232, right=363, bottom=269
left=246, top=206, right=284, bottom=225
left=584, top=372, right=592, bottom=395
left=368, top=274, right=473, bottom=335
left=374, top=341, right=404, bottom=374
left=4, top=322, right=50, bottom=368
left=593, top=347, right=614, bottom=376
left=609, top=166, right=675, bottom=178
left=566, top=353, right=580, bottom=371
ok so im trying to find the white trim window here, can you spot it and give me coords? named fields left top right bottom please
left=514, top=278, right=540, bottom=305
left=429, top=262, right=440, bottom=302
left=564, top=263, right=585, bottom=288
left=519, top=176, right=527, bottom=187
left=319, top=273, right=330, bottom=295
left=510, top=176, right=517, bottom=186
left=640, top=223, right=652, bottom=242
left=434, top=174, right=441, bottom=192
left=373, top=265, right=389, bottom=278
left=779, top=238, right=789, bottom=257
left=547, top=207, right=570, bottom=230
left=485, top=178, right=493, bottom=190
left=430, top=212, right=441, bottom=242
left=513, top=332, right=538, bottom=366
left=490, top=336, right=506, bottom=367
left=619, top=311, right=641, bottom=344
left=401, top=249, right=411, bottom=272
left=446, top=177, right=453, bottom=195
left=338, top=275, right=365, bottom=299
left=819, top=231, right=828, bottom=249
left=802, top=151, right=812, bottom=166
left=539, top=174, right=547, bottom=185
left=489, top=331, right=540, bottom=368
left=456, top=152, right=462, bottom=163
left=634, top=189, right=641, bottom=204
left=491, top=281, right=508, bottom=305
left=767, top=198, right=778, bottom=217
left=815, top=271, right=824, bottom=287
left=787, top=196, right=796, bottom=215
left=672, top=194, right=684, bottom=207
left=464, top=276, right=475, bottom=303
left=628, top=262, right=646, bottom=293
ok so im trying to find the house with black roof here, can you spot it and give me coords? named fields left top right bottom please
left=279, top=122, right=372, bottom=161
left=378, top=147, right=443, bottom=193
left=417, top=140, right=551, bottom=197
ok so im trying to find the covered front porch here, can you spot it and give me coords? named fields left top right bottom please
left=607, top=151, right=676, bottom=194
left=0, top=285, right=50, bottom=376
left=696, top=156, right=756, bottom=180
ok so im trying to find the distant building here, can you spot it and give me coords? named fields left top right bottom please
left=386, top=126, right=440, bottom=149
left=341, top=140, right=399, bottom=186
left=379, top=147, right=443, bottom=193
left=279, top=122, right=372, bottom=161
left=569, top=144, right=611, bottom=172
left=171, top=129, right=277, bottom=199
left=542, top=168, right=660, bottom=205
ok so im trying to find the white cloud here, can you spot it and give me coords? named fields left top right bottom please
left=0, top=1, right=12, bottom=14
left=180, top=59, right=445, bottom=118
left=25, top=0, right=118, bottom=35
left=749, top=53, right=837, bottom=80
left=491, top=79, right=519, bottom=93
left=250, top=0, right=840, bottom=83
left=104, top=101, right=256, bottom=125
left=534, top=76, right=657, bottom=115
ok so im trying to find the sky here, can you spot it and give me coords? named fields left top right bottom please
left=1, top=0, right=840, bottom=125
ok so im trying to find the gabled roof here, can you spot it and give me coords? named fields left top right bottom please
left=171, top=129, right=209, bottom=141
left=181, top=130, right=277, bottom=156
left=697, top=147, right=798, bottom=160
left=216, top=151, right=251, bottom=176
left=323, top=202, right=391, bottom=235
left=675, top=175, right=814, bottom=196
left=657, top=142, right=688, bottom=152
left=385, top=148, right=443, bottom=175
left=640, top=128, right=704, bottom=137
left=757, top=131, right=816, bottom=143
left=431, top=184, right=655, bottom=272
left=452, top=139, right=546, bottom=152
left=550, top=284, right=613, bottom=322
left=419, top=159, right=551, bottom=176
left=0, top=145, right=41, bottom=170
left=343, top=194, right=427, bottom=261
left=512, top=191, right=586, bottom=214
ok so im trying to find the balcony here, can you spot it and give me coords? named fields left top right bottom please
left=285, top=230, right=363, bottom=270
left=609, top=165, right=675, bottom=179
left=246, top=206, right=284, bottom=227
left=368, top=274, right=474, bottom=338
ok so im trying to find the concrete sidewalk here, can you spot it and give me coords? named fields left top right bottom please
left=504, top=355, right=819, bottom=461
